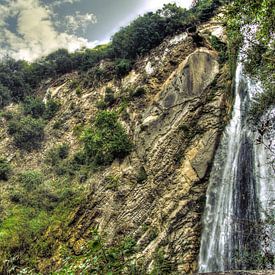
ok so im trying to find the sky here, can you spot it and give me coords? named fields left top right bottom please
left=0, top=0, right=192, bottom=61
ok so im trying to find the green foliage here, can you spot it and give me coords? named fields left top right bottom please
left=44, top=99, right=61, bottom=120
left=0, top=158, right=11, bottom=181
left=0, top=110, right=14, bottom=120
left=69, top=79, right=79, bottom=89
left=0, top=83, right=11, bottom=108
left=75, top=87, right=82, bottom=97
left=44, top=145, right=89, bottom=179
left=55, top=230, right=137, bottom=274
left=96, top=100, right=108, bottom=110
left=190, top=0, right=224, bottom=21
left=7, top=116, right=45, bottom=150
left=56, top=144, right=70, bottom=159
left=0, top=206, right=50, bottom=253
left=111, top=1, right=224, bottom=60
left=105, top=174, right=120, bottom=190
left=81, top=111, right=132, bottom=166
left=44, top=49, right=73, bottom=75
left=209, top=35, right=228, bottom=63
left=226, top=0, right=275, bottom=117
left=249, top=89, right=275, bottom=123
left=111, top=7, right=179, bottom=59
left=0, top=178, right=82, bottom=271
left=22, top=97, right=60, bottom=120
left=45, top=144, right=69, bottom=165
left=0, top=58, right=31, bottom=103
left=131, top=86, right=147, bottom=98
left=18, top=170, right=44, bottom=191
left=104, top=87, right=115, bottom=107
left=227, top=0, right=274, bottom=47
left=0, top=1, right=223, bottom=110
left=23, top=96, right=46, bottom=118
left=0, top=173, right=82, bottom=270
left=52, top=119, right=64, bottom=130
left=150, top=249, right=175, bottom=275
left=71, top=44, right=111, bottom=72
left=137, top=166, right=148, bottom=183
left=115, top=59, right=133, bottom=77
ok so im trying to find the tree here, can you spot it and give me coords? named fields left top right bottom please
left=0, top=83, right=11, bottom=108
left=226, top=0, right=274, bottom=88
left=0, top=58, right=31, bottom=102
left=45, top=49, right=73, bottom=75
left=7, top=116, right=45, bottom=150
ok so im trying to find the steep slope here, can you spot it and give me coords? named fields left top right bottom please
left=0, top=20, right=232, bottom=274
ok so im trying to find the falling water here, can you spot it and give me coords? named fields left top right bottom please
left=198, top=58, right=275, bottom=272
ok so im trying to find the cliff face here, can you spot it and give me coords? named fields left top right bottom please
left=0, top=20, right=232, bottom=274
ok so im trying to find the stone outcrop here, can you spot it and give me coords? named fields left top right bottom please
left=0, top=21, right=232, bottom=274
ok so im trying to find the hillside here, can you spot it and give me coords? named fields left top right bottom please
left=0, top=0, right=274, bottom=274
left=0, top=12, right=232, bottom=273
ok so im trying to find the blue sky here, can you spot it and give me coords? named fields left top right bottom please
left=0, top=0, right=192, bottom=61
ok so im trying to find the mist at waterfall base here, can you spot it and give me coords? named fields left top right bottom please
left=198, top=58, right=275, bottom=271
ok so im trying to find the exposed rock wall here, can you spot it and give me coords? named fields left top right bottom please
left=0, top=21, right=232, bottom=273
left=36, top=26, right=232, bottom=273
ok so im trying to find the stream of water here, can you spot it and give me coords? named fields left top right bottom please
left=198, top=60, right=275, bottom=272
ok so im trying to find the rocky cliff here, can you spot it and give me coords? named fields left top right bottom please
left=0, top=19, right=232, bottom=274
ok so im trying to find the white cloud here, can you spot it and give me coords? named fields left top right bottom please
left=51, top=0, right=81, bottom=7
left=62, top=11, right=97, bottom=34
left=0, top=0, right=96, bottom=61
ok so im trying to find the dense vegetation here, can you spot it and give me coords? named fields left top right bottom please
left=226, top=0, right=275, bottom=121
left=0, top=158, right=11, bottom=181
left=23, top=96, right=60, bottom=120
left=81, top=111, right=133, bottom=166
left=0, top=174, right=84, bottom=271
left=7, top=116, right=45, bottom=150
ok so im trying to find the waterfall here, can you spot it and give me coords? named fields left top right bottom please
left=198, top=59, right=275, bottom=272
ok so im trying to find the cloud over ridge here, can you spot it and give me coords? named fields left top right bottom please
left=0, top=0, right=96, bottom=61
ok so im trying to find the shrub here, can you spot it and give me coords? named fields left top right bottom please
left=105, top=175, right=120, bottom=190
left=57, top=144, right=69, bottom=159
left=0, top=206, right=49, bottom=252
left=52, top=119, right=64, bottom=130
left=0, top=83, right=11, bottom=108
left=76, top=87, right=82, bottom=97
left=104, top=87, right=116, bottom=106
left=0, top=158, right=11, bottom=181
left=96, top=87, right=115, bottom=110
left=81, top=111, right=132, bottom=165
left=18, top=170, right=44, bottom=191
left=69, top=79, right=79, bottom=89
left=131, top=86, right=147, bottom=98
left=136, top=166, right=148, bottom=183
left=22, top=96, right=46, bottom=118
left=0, top=110, right=14, bottom=120
left=96, top=100, right=108, bottom=110
left=55, top=230, right=137, bottom=274
left=209, top=35, right=228, bottom=63
left=249, top=89, right=275, bottom=123
left=8, top=116, right=45, bottom=150
left=45, top=143, right=69, bottom=166
left=44, top=99, right=61, bottom=120
left=22, top=96, right=60, bottom=120
left=115, top=59, right=133, bottom=77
